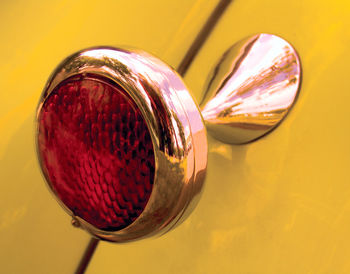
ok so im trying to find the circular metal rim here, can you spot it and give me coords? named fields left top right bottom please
left=36, top=46, right=207, bottom=242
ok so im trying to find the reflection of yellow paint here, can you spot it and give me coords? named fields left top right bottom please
left=209, top=143, right=232, bottom=161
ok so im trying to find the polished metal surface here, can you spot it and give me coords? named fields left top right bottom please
left=201, top=33, right=301, bottom=144
left=36, top=47, right=207, bottom=242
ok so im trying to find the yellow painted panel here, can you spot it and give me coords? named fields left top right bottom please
left=88, top=0, right=350, bottom=273
left=0, top=0, right=218, bottom=273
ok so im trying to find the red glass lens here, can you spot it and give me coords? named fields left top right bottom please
left=38, top=75, right=155, bottom=231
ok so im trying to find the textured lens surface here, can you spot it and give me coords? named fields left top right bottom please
left=38, top=75, right=155, bottom=231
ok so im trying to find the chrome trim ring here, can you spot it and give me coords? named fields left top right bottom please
left=36, top=47, right=208, bottom=242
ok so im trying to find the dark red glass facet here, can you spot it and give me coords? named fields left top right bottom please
left=38, top=75, right=155, bottom=231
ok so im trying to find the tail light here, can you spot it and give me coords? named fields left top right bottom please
left=37, top=48, right=207, bottom=242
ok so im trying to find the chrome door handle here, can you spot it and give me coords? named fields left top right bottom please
left=201, top=33, right=301, bottom=144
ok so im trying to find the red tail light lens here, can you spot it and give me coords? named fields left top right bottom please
left=37, top=47, right=207, bottom=242
left=38, top=75, right=155, bottom=231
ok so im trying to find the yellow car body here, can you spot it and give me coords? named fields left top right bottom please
left=1, top=0, right=350, bottom=273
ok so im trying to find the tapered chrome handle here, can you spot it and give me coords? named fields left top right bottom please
left=201, top=33, right=301, bottom=144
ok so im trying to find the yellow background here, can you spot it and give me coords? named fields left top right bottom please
left=1, top=0, right=350, bottom=273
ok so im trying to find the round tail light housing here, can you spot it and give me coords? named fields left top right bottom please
left=36, top=47, right=207, bottom=242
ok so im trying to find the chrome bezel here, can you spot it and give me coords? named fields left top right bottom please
left=36, top=47, right=207, bottom=242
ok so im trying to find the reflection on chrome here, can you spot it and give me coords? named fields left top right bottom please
left=201, top=33, right=301, bottom=144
